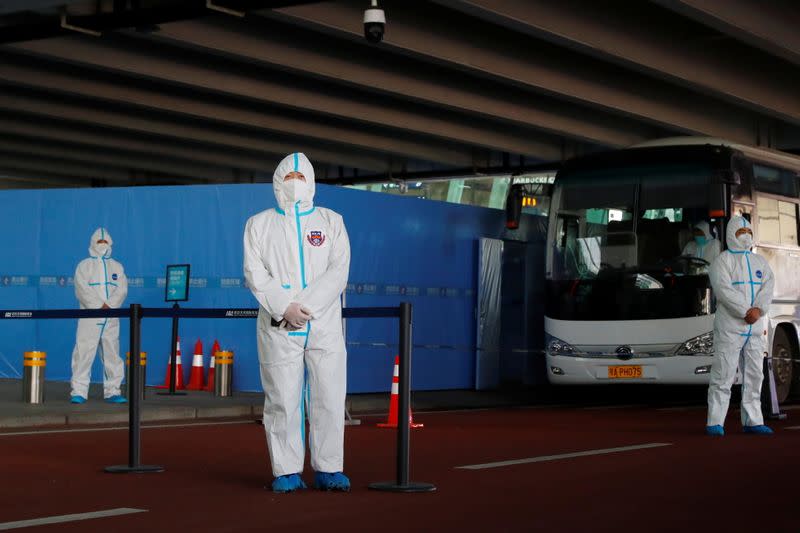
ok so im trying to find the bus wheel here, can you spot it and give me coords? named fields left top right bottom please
left=768, top=328, right=793, bottom=404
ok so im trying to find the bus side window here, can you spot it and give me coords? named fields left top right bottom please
left=756, top=195, right=799, bottom=246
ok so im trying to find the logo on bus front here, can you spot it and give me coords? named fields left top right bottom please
left=615, top=345, right=634, bottom=360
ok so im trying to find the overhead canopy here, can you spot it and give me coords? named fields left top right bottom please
left=0, top=0, right=797, bottom=188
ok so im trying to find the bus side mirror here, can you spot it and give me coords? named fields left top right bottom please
left=714, top=169, right=740, bottom=185
left=709, top=189, right=726, bottom=218
left=709, top=169, right=731, bottom=218
left=506, top=184, right=523, bottom=229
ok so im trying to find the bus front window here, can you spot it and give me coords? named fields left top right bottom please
left=547, top=164, right=718, bottom=321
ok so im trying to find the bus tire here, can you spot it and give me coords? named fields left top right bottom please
left=767, top=327, right=794, bottom=404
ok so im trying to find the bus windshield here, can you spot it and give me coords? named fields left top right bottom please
left=546, top=163, right=719, bottom=321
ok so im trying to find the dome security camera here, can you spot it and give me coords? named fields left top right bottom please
left=363, top=4, right=385, bottom=44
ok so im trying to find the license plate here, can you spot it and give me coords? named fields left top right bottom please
left=607, top=365, right=642, bottom=379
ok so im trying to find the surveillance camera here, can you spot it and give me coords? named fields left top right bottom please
left=363, top=7, right=385, bottom=44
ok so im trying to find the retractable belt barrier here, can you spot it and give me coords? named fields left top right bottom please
left=0, top=303, right=435, bottom=492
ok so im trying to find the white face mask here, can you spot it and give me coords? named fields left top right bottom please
left=95, top=243, right=110, bottom=256
left=287, top=179, right=307, bottom=201
left=738, top=233, right=753, bottom=249
left=279, top=178, right=310, bottom=206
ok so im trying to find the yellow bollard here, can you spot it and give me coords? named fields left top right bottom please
left=214, top=351, right=233, bottom=397
left=23, top=351, right=46, bottom=404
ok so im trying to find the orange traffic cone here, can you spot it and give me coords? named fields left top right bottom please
left=377, top=356, right=422, bottom=429
left=186, top=339, right=205, bottom=390
left=156, top=336, right=185, bottom=389
left=205, top=339, right=220, bottom=392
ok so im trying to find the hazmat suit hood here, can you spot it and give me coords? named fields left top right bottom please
left=89, top=227, right=113, bottom=258
left=694, top=221, right=712, bottom=240
left=726, top=215, right=753, bottom=252
left=273, top=152, right=315, bottom=213
left=692, top=221, right=713, bottom=248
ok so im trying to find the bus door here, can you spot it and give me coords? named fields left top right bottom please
left=476, top=238, right=542, bottom=389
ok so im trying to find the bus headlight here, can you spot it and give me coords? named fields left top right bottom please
left=546, top=335, right=576, bottom=356
left=677, top=332, right=714, bottom=355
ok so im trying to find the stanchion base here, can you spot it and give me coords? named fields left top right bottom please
left=368, top=481, right=436, bottom=493
left=105, top=464, right=164, bottom=474
left=156, top=391, right=187, bottom=396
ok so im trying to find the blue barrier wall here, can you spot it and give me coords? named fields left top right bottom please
left=0, top=183, right=544, bottom=393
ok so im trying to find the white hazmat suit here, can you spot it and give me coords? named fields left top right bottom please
left=707, top=216, right=774, bottom=428
left=681, top=221, right=722, bottom=267
left=70, top=228, right=128, bottom=399
left=244, top=153, right=351, bottom=477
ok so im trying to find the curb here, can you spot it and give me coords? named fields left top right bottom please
left=0, top=405, right=259, bottom=429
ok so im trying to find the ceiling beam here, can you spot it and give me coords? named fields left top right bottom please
left=0, top=1, right=70, bottom=16
left=0, top=54, right=473, bottom=170
left=0, top=151, right=137, bottom=183
left=144, top=17, right=665, bottom=148
left=436, top=0, right=800, bottom=126
left=0, top=0, right=321, bottom=44
left=0, top=114, right=279, bottom=176
left=652, top=0, right=800, bottom=67
left=9, top=36, right=551, bottom=162
left=266, top=0, right=762, bottom=145
left=0, top=134, right=239, bottom=183
left=0, top=169, right=91, bottom=189
left=0, top=85, right=392, bottom=175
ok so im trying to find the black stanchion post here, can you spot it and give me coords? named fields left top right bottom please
left=397, top=301, right=411, bottom=485
left=369, top=302, right=436, bottom=493
left=105, top=304, right=164, bottom=474
left=158, top=302, right=186, bottom=396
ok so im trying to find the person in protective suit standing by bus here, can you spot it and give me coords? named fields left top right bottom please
left=70, top=228, right=128, bottom=404
left=706, top=215, right=775, bottom=436
left=244, top=152, right=351, bottom=492
left=681, top=221, right=722, bottom=269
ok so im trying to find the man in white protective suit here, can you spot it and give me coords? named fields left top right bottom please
left=70, top=228, right=128, bottom=404
left=243, top=152, right=351, bottom=493
left=681, top=221, right=722, bottom=269
left=706, top=215, right=775, bottom=436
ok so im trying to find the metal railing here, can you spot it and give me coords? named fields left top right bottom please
left=0, top=302, right=435, bottom=492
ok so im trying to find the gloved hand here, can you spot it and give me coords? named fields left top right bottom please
left=283, top=302, right=312, bottom=329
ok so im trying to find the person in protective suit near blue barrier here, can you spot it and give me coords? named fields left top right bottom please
left=70, top=228, right=128, bottom=404
left=244, top=153, right=351, bottom=493
left=706, top=216, right=775, bottom=436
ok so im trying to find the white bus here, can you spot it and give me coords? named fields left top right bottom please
left=543, top=138, right=800, bottom=401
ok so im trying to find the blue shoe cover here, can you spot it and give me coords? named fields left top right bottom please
left=705, top=425, right=724, bottom=436
left=70, top=395, right=87, bottom=404
left=105, top=395, right=127, bottom=404
left=314, top=471, right=351, bottom=492
left=272, top=474, right=307, bottom=493
left=744, top=425, right=773, bottom=435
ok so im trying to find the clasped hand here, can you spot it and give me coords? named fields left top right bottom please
left=283, top=302, right=313, bottom=329
left=744, top=307, right=761, bottom=325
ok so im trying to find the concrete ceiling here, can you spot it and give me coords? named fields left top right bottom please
left=0, top=0, right=797, bottom=188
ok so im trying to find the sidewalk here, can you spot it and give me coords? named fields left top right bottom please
left=0, top=379, right=538, bottom=429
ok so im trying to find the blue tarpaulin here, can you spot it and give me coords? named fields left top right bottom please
left=0, top=183, right=542, bottom=392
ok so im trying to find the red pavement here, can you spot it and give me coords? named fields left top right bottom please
left=1, top=407, right=798, bottom=532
